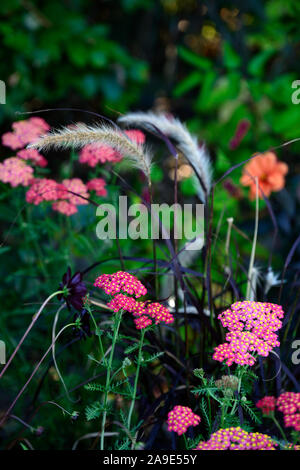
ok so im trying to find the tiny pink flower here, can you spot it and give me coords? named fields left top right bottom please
left=86, top=178, right=107, bottom=196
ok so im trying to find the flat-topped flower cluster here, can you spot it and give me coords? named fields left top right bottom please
left=213, top=301, right=284, bottom=366
left=1, top=118, right=144, bottom=216
left=194, top=426, right=277, bottom=450
left=94, top=271, right=174, bottom=330
left=277, top=392, right=300, bottom=431
left=256, top=392, right=300, bottom=432
left=167, top=406, right=201, bottom=436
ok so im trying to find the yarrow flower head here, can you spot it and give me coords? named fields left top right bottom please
left=194, top=427, right=277, bottom=450
left=146, top=302, right=175, bottom=325
left=276, top=392, right=300, bottom=415
left=0, top=157, right=34, bottom=187
left=256, top=396, right=276, bottom=416
left=60, top=178, right=89, bottom=206
left=167, top=406, right=201, bottom=436
left=16, top=149, right=48, bottom=167
left=134, top=315, right=153, bottom=330
left=26, top=178, right=66, bottom=204
left=94, top=271, right=174, bottom=330
left=276, top=392, right=300, bottom=431
left=94, top=271, right=147, bottom=298
left=2, top=117, right=50, bottom=150
left=52, top=200, right=78, bottom=216
left=107, top=294, right=137, bottom=313
left=213, top=301, right=284, bottom=366
left=86, top=178, right=107, bottom=196
left=79, top=143, right=122, bottom=167
left=283, top=413, right=300, bottom=432
left=132, top=301, right=174, bottom=329
left=26, top=178, right=89, bottom=216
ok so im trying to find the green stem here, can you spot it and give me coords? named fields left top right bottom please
left=87, top=305, right=105, bottom=360
left=52, top=304, right=76, bottom=402
left=100, top=309, right=123, bottom=450
left=0, top=322, right=76, bottom=426
left=0, top=290, right=64, bottom=379
left=127, top=328, right=145, bottom=437
left=272, top=415, right=288, bottom=442
left=183, top=433, right=189, bottom=450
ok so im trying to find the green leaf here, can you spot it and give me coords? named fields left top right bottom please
left=174, top=71, right=202, bottom=97
left=177, top=46, right=211, bottom=70
left=223, top=42, right=241, bottom=69
left=85, top=402, right=111, bottom=421
left=150, top=165, right=164, bottom=183
left=195, top=69, right=217, bottom=111
left=0, top=246, right=11, bottom=255
left=248, top=49, right=275, bottom=77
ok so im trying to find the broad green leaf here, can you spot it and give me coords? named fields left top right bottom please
left=223, top=42, right=241, bottom=69
left=174, top=71, right=202, bottom=97
left=177, top=46, right=212, bottom=70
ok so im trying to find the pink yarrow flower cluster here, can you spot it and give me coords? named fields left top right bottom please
left=194, top=427, right=276, bottom=450
left=26, top=178, right=66, bottom=204
left=79, top=129, right=145, bottom=167
left=256, top=396, right=276, bottom=416
left=86, top=178, right=107, bottom=196
left=277, top=392, right=300, bottom=431
left=167, top=406, right=201, bottom=436
left=94, top=271, right=174, bottom=330
left=107, top=294, right=138, bottom=313
left=1, top=118, right=107, bottom=217
left=94, top=271, right=147, bottom=298
left=0, top=157, right=34, bottom=187
left=26, top=177, right=90, bottom=215
left=79, top=144, right=122, bottom=167
left=61, top=178, right=89, bottom=206
left=2, top=118, right=50, bottom=150
left=131, top=301, right=174, bottom=330
left=17, top=149, right=48, bottom=167
left=213, top=301, right=284, bottom=366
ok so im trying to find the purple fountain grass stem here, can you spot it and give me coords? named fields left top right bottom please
left=0, top=290, right=63, bottom=379
left=205, top=188, right=214, bottom=326
left=214, top=138, right=300, bottom=188
left=0, top=323, right=75, bottom=427
left=278, top=233, right=300, bottom=304
left=17, top=108, right=122, bottom=131
left=148, top=181, right=158, bottom=298
left=246, top=177, right=259, bottom=300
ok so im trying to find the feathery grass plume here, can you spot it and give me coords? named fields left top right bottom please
left=28, top=123, right=152, bottom=181
left=118, top=112, right=212, bottom=202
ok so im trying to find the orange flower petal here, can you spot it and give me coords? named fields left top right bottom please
left=267, top=173, right=285, bottom=191
left=276, top=162, right=288, bottom=175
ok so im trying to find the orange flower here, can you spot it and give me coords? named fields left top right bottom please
left=240, top=151, right=288, bottom=199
